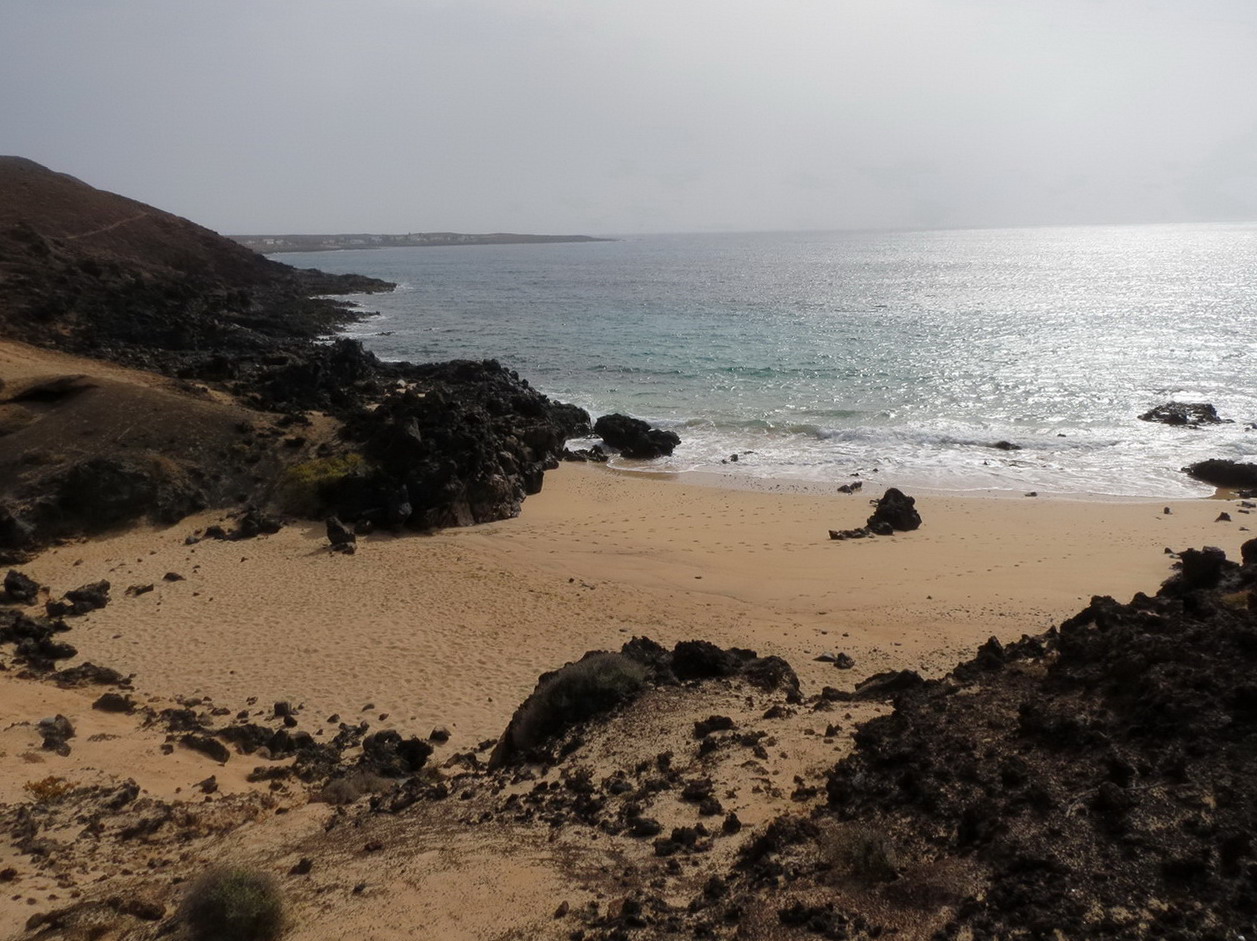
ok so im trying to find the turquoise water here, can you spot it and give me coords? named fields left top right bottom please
left=275, top=223, right=1257, bottom=498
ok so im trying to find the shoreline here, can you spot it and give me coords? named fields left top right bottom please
left=593, top=461, right=1231, bottom=504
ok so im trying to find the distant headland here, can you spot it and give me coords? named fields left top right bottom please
left=229, top=231, right=614, bottom=253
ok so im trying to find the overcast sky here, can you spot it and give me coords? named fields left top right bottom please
left=3, top=0, right=1256, bottom=235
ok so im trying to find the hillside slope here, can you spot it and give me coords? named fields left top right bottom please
left=0, top=156, right=390, bottom=367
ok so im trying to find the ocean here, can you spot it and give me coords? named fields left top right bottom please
left=273, top=223, right=1257, bottom=499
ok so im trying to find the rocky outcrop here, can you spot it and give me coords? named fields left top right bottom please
left=778, top=544, right=1257, bottom=938
left=489, top=638, right=800, bottom=769
left=0, top=607, right=76, bottom=671
left=1184, top=459, right=1257, bottom=490
left=593, top=413, right=681, bottom=459
left=0, top=157, right=393, bottom=369
left=249, top=338, right=392, bottom=415
left=328, top=360, right=591, bottom=530
left=1140, top=401, right=1228, bottom=426
left=46, top=580, right=110, bottom=618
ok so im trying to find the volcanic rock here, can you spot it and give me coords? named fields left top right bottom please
left=1183, top=459, right=1257, bottom=489
left=53, top=662, right=129, bottom=687
left=561, top=446, right=608, bottom=463
left=232, top=506, right=282, bottom=539
left=327, top=360, right=590, bottom=529
left=59, top=580, right=110, bottom=615
left=593, top=413, right=681, bottom=459
left=181, top=734, right=230, bottom=763
left=490, top=638, right=798, bottom=769
left=360, top=730, right=433, bottom=776
left=694, top=715, right=736, bottom=738
left=0, top=156, right=393, bottom=365
left=38, top=714, right=74, bottom=755
left=1162, top=545, right=1237, bottom=594
left=805, top=542, right=1257, bottom=938
left=3, top=569, right=41, bottom=604
left=828, top=528, right=870, bottom=540
left=851, top=669, right=927, bottom=700
left=1140, top=401, right=1227, bottom=426
left=92, top=692, right=136, bottom=714
left=326, top=516, right=356, bottom=550
left=866, top=488, right=921, bottom=532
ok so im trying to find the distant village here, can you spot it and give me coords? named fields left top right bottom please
left=229, top=232, right=611, bottom=253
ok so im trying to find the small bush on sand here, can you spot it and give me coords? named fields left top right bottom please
left=179, top=867, right=284, bottom=941
left=818, top=821, right=898, bottom=884
left=493, top=652, right=649, bottom=766
left=23, top=776, right=72, bottom=803
left=274, top=453, right=364, bottom=516
left=316, top=770, right=391, bottom=805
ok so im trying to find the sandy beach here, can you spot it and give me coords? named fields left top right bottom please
left=4, top=458, right=1255, bottom=939
left=13, top=464, right=1251, bottom=750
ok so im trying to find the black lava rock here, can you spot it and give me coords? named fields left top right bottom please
left=593, top=413, right=681, bottom=459
left=866, top=488, right=921, bottom=532
left=1140, top=402, right=1226, bottom=426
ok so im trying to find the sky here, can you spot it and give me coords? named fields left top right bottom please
left=3, top=0, right=1257, bottom=236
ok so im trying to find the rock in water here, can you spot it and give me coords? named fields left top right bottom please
left=1139, top=402, right=1226, bottom=426
left=1183, top=459, right=1257, bottom=489
left=866, top=488, right=921, bottom=532
left=593, top=413, right=681, bottom=459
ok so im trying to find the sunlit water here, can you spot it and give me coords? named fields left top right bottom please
left=275, top=223, right=1257, bottom=498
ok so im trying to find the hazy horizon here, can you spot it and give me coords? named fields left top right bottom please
left=245, top=219, right=1257, bottom=239
left=4, top=0, right=1256, bottom=236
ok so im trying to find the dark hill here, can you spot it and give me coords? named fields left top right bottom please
left=0, top=156, right=391, bottom=368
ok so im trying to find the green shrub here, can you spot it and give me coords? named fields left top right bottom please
left=273, top=453, right=365, bottom=517
left=179, top=867, right=284, bottom=941
left=492, top=653, right=649, bottom=766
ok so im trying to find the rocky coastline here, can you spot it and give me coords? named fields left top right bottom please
left=0, top=158, right=670, bottom=560
left=4, top=156, right=1257, bottom=940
